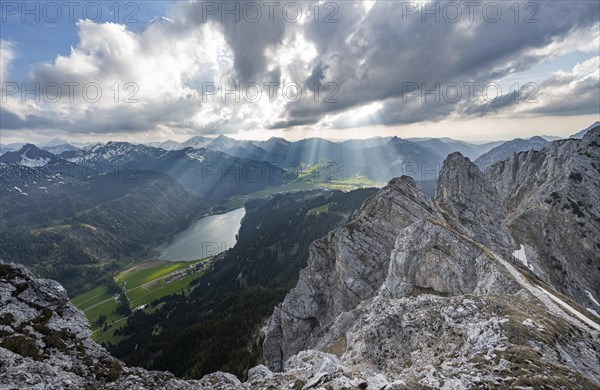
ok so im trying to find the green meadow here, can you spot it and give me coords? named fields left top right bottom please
left=72, top=258, right=206, bottom=344
left=115, top=259, right=204, bottom=292
left=307, top=202, right=333, bottom=215
left=71, top=284, right=119, bottom=325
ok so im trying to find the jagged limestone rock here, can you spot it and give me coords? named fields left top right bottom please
left=382, top=219, right=520, bottom=298
left=436, top=151, right=516, bottom=257
left=486, top=126, right=600, bottom=311
left=263, top=150, right=600, bottom=388
left=263, top=176, right=443, bottom=371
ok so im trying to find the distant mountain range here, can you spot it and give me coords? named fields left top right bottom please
left=0, top=128, right=568, bottom=158
left=141, top=134, right=508, bottom=165
left=1, top=142, right=286, bottom=200
left=474, top=136, right=550, bottom=170
left=4, top=123, right=599, bottom=196
left=3, top=122, right=598, bottom=185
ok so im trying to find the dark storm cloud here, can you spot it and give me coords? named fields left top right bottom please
left=281, top=0, right=600, bottom=125
left=268, top=117, right=321, bottom=129
left=171, top=0, right=289, bottom=83
left=0, top=107, right=54, bottom=129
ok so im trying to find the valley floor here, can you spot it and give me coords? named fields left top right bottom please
left=72, top=257, right=208, bottom=345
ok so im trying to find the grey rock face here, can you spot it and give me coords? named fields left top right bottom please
left=382, top=220, right=520, bottom=298
left=436, top=152, right=516, bottom=257
left=486, top=126, right=600, bottom=311
left=263, top=150, right=600, bottom=388
left=263, top=176, right=443, bottom=371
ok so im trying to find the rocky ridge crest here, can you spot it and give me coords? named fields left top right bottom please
left=486, top=126, right=600, bottom=311
left=262, top=148, right=600, bottom=388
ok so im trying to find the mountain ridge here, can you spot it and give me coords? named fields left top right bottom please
left=262, top=139, right=600, bottom=387
left=474, top=136, right=550, bottom=170
left=486, top=125, right=600, bottom=311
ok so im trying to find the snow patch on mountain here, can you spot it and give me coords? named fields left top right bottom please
left=512, top=245, right=533, bottom=271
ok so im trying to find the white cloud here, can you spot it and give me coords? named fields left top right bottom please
left=2, top=17, right=237, bottom=135
left=0, top=40, right=16, bottom=84
left=527, top=56, right=600, bottom=116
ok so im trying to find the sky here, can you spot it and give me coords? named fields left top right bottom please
left=1, top=0, right=599, bottom=144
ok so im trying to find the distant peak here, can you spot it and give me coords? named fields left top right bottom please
left=582, top=123, right=600, bottom=140
left=570, top=121, right=600, bottom=139
left=528, top=136, right=548, bottom=142
left=42, top=137, right=69, bottom=147
left=268, top=136, right=287, bottom=142
left=445, top=151, right=468, bottom=162
left=386, top=136, right=403, bottom=145
left=588, top=122, right=600, bottom=132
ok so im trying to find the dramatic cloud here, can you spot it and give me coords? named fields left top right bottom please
left=464, top=56, right=600, bottom=117
left=1, top=0, right=599, bottom=140
left=529, top=56, right=600, bottom=116
left=284, top=1, right=600, bottom=126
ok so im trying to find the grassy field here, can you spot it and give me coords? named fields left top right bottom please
left=71, top=283, right=128, bottom=345
left=224, top=171, right=384, bottom=206
left=72, top=258, right=207, bottom=344
left=127, top=272, right=205, bottom=308
left=72, top=284, right=120, bottom=325
left=115, top=259, right=203, bottom=291
left=92, top=317, right=128, bottom=345
left=71, top=284, right=112, bottom=307
left=308, top=202, right=333, bottom=215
